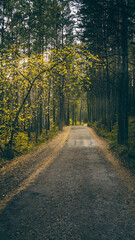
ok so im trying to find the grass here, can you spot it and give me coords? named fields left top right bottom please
left=88, top=118, right=135, bottom=175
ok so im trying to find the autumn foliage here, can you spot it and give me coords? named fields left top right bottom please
left=0, top=44, right=100, bottom=158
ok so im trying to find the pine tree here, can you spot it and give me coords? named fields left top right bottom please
left=77, top=0, right=135, bottom=145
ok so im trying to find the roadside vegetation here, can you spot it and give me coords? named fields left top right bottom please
left=0, top=125, right=59, bottom=166
left=88, top=118, right=135, bottom=174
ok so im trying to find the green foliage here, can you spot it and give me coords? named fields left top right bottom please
left=76, top=121, right=82, bottom=126
left=13, top=132, right=33, bottom=155
left=69, top=118, right=73, bottom=126
left=5, top=126, right=59, bottom=158
left=38, top=127, right=59, bottom=145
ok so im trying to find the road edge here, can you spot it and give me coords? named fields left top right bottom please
left=0, top=126, right=71, bottom=212
left=87, top=126, right=135, bottom=193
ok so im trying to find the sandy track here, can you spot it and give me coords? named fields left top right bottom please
left=0, top=127, right=71, bottom=211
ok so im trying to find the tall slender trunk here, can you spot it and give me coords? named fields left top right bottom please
left=36, top=109, right=38, bottom=143
left=87, top=92, right=90, bottom=122
left=72, top=104, right=75, bottom=125
left=59, top=76, right=65, bottom=130
left=102, top=66, right=107, bottom=126
left=80, top=98, right=82, bottom=125
left=1, top=1, right=5, bottom=50
left=0, top=1, right=5, bottom=127
left=48, top=79, right=51, bottom=130
left=118, top=1, right=129, bottom=144
left=67, top=97, right=70, bottom=125
left=103, top=1, right=111, bottom=132
left=53, top=98, right=55, bottom=125
left=39, top=103, right=42, bottom=135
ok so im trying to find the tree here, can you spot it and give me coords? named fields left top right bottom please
left=77, top=0, right=135, bottom=145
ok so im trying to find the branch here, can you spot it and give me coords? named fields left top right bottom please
left=12, top=68, right=47, bottom=129
left=10, top=60, right=63, bottom=138
left=18, top=71, right=32, bottom=84
left=0, top=145, right=4, bottom=155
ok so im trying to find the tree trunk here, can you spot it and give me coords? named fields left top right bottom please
left=72, top=104, right=75, bottom=126
left=39, top=103, right=42, bottom=135
left=53, top=97, right=55, bottom=125
left=67, top=97, right=70, bottom=125
left=47, top=80, right=51, bottom=130
left=80, top=98, right=82, bottom=125
left=87, top=92, right=90, bottom=122
left=118, top=1, right=129, bottom=145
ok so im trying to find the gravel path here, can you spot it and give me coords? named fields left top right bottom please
left=0, top=127, right=70, bottom=211
left=0, top=126, right=135, bottom=240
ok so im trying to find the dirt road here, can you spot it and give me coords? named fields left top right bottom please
left=0, top=126, right=135, bottom=239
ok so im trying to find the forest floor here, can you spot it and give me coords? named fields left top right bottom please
left=0, top=126, right=135, bottom=239
left=88, top=118, right=135, bottom=175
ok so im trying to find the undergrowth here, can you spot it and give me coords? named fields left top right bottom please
left=88, top=118, right=135, bottom=174
left=0, top=127, right=59, bottom=165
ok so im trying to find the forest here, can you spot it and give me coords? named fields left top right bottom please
left=0, top=0, right=135, bottom=167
